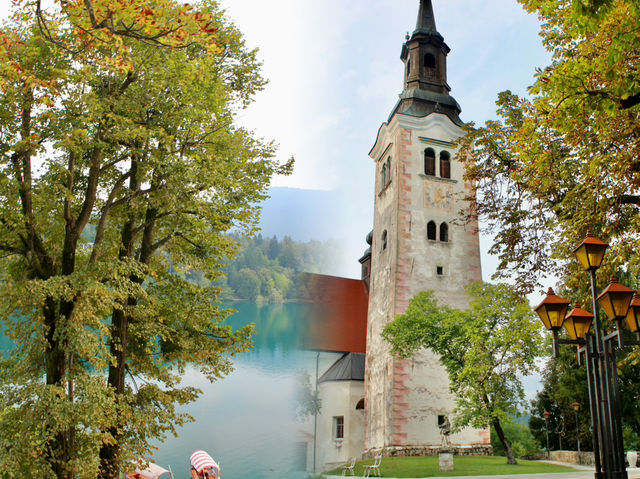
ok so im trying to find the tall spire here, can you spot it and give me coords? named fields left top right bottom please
left=415, top=0, right=437, bottom=34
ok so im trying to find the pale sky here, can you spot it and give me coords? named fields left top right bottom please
left=219, top=0, right=552, bottom=285
left=0, top=0, right=553, bottom=288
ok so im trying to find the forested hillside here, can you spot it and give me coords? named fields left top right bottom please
left=216, top=234, right=343, bottom=302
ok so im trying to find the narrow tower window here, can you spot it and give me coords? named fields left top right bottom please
left=440, top=222, right=449, bottom=242
left=381, top=163, right=387, bottom=191
left=407, top=59, right=411, bottom=75
left=382, top=230, right=388, bottom=251
left=424, top=148, right=436, bottom=176
left=427, top=221, right=436, bottom=241
left=386, top=157, right=392, bottom=186
left=440, top=151, right=451, bottom=179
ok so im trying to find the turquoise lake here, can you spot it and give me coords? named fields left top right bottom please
left=0, top=302, right=316, bottom=479
left=152, top=302, right=314, bottom=479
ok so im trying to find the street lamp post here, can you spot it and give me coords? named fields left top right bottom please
left=544, top=410, right=551, bottom=459
left=557, top=415, right=565, bottom=451
left=573, top=402, right=582, bottom=465
left=535, top=233, right=640, bottom=479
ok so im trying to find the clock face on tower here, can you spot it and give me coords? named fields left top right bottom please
left=424, top=183, right=454, bottom=211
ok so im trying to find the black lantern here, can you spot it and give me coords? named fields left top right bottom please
left=564, top=303, right=594, bottom=341
left=535, top=288, right=571, bottom=331
left=573, top=233, right=609, bottom=271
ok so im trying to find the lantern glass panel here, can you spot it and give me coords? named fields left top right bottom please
left=548, top=307, right=567, bottom=330
left=598, top=296, right=615, bottom=320
left=536, top=306, right=552, bottom=330
left=575, top=244, right=607, bottom=271
left=612, top=293, right=633, bottom=318
left=563, top=316, right=593, bottom=340
left=625, top=308, right=640, bottom=333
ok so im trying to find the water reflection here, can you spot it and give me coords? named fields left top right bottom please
left=151, top=302, right=313, bottom=479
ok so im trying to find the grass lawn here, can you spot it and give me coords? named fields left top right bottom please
left=325, top=455, right=578, bottom=477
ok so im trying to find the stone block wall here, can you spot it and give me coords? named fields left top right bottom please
left=524, top=450, right=595, bottom=465
left=365, top=444, right=493, bottom=459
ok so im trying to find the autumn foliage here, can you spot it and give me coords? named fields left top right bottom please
left=0, top=1, right=290, bottom=478
left=458, top=0, right=640, bottom=293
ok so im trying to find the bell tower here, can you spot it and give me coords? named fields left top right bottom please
left=363, top=0, right=491, bottom=457
left=403, top=0, right=451, bottom=98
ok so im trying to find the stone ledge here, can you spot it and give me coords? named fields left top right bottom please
left=364, top=444, right=493, bottom=458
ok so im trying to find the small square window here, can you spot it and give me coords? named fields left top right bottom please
left=437, top=266, right=444, bottom=276
left=333, top=416, right=344, bottom=439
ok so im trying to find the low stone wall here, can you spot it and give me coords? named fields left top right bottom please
left=365, top=444, right=493, bottom=458
left=524, top=451, right=595, bottom=466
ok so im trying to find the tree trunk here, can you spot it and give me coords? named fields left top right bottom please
left=493, top=418, right=518, bottom=465
left=99, top=218, right=135, bottom=479
left=99, top=160, right=144, bottom=479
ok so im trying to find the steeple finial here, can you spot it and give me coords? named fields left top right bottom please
left=416, top=0, right=437, bottom=33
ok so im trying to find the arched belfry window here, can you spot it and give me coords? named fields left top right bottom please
left=382, top=230, right=388, bottom=251
left=440, top=151, right=451, bottom=179
left=424, top=53, right=436, bottom=80
left=424, top=148, right=436, bottom=176
left=356, top=398, right=365, bottom=410
left=424, top=53, right=436, bottom=69
left=427, top=221, right=436, bottom=241
left=440, top=223, right=449, bottom=242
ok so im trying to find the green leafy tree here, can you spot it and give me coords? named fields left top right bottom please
left=458, top=0, right=640, bottom=293
left=233, top=269, right=262, bottom=301
left=490, top=416, right=541, bottom=458
left=383, top=283, right=543, bottom=465
left=530, top=343, right=640, bottom=453
left=0, top=1, right=291, bottom=478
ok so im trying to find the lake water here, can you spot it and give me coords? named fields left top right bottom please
left=152, top=302, right=314, bottom=479
left=0, top=302, right=316, bottom=479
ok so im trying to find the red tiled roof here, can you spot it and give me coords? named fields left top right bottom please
left=301, top=273, right=369, bottom=353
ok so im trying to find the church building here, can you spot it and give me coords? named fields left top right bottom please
left=300, top=0, right=491, bottom=471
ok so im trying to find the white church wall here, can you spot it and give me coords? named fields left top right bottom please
left=315, top=380, right=365, bottom=471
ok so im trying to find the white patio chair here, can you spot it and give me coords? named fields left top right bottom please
left=341, top=456, right=356, bottom=476
left=363, top=455, right=382, bottom=478
left=128, top=462, right=175, bottom=479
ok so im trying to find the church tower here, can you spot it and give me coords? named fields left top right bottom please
left=364, top=0, right=490, bottom=456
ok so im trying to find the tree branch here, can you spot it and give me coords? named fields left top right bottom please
left=89, top=171, right=132, bottom=264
